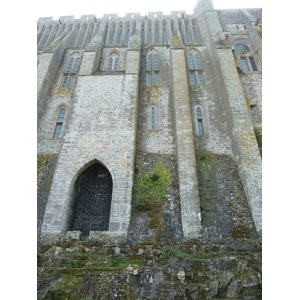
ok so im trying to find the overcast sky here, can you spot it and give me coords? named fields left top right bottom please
left=36, top=0, right=262, bottom=19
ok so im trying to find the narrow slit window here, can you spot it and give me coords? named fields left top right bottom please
left=188, top=54, right=194, bottom=70
left=195, top=55, right=201, bottom=69
left=241, top=57, right=249, bottom=71
left=108, top=58, right=113, bottom=70
left=67, top=58, right=74, bottom=72
left=193, top=26, right=198, bottom=43
left=118, top=29, right=122, bottom=45
left=196, top=107, right=204, bottom=136
left=69, top=75, right=75, bottom=87
left=163, top=27, right=167, bottom=44
left=53, top=108, right=65, bottom=139
left=156, top=26, right=159, bottom=43
left=73, top=58, right=80, bottom=72
left=141, top=26, right=145, bottom=45
left=104, top=26, right=108, bottom=45
left=111, top=29, right=115, bottom=45
left=147, top=73, right=151, bottom=86
left=190, top=72, right=196, bottom=84
left=185, top=26, right=190, bottom=43
left=198, top=72, right=204, bottom=84
left=57, top=109, right=65, bottom=122
left=114, top=57, right=119, bottom=70
left=151, top=107, right=155, bottom=130
left=53, top=123, right=62, bottom=139
left=249, top=57, right=257, bottom=71
left=61, top=75, right=68, bottom=88
left=154, top=55, right=159, bottom=70
left=147, top=55, right=152, bottom=71
left=148, top=27, right=152, bottom=43
left=126, top=28, right=130, bottom=44
left=155, top=73, right=160, bottom=85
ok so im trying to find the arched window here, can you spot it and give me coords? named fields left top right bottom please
left=163, top=26, right=167, bottom=44
left=53, top=108, right=65, bottom=139
left=156, top=25, right=160, bottom=43
left=67, top=58, right=74, bottom=72
left=73, top=58, right=80, bottom=72
left=108, top=57, right=113, bottom=70
left=234, top=43, right=258, bottom=72
left=114, top=57, right=119, bottom=70
left=196, top=107, right=204, bottom=136
left=107, top=53, right=120, bottom=71
left=235, top=44, right=250, bottom=52
left=61, top=54, right=81, bottom=88
left=188, top=54, right=194, bottom=70
left=192, top=26, right=198, bottom=43
left=185, top=25, right=190, bottom=43
left=118, top=28, right=123, bottom=45
left=147, top=51, right=160, bottom=86
left=188, top=51, right=204, bottom=85
left=148, top=26, right=152, bottom=43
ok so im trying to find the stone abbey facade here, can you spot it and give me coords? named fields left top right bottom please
left=37, top=0, right=262, bottom=241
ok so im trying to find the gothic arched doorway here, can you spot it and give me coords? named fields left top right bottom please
left=70, top=162, right=113, bottom=235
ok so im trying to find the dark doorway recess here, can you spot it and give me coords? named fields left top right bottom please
left=70, top=163, right=113, bottom=235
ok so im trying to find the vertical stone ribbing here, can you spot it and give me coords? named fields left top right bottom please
left=171, top=49, right=202, bottom=239
left=217, top=49, right=262, bottom=231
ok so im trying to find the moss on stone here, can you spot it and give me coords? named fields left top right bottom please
left=171, top=36, right=183, bottom=47
left=57, top=87, right=71, bottom=97
left=254, top=126, right=262, bottom=156
left=49, top=39, right=60, bottom=49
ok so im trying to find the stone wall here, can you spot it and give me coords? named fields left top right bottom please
left=41, top=72, right=139, bottom=235
left=37, top=154, right=58, bottom=236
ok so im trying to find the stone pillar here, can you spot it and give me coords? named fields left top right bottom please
left=171, top=48, right=202, bottom=239
left=217, top=48, right=262, bottom=231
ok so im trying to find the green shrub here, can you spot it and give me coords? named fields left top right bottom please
left=135, top=161, right=171, bottom=212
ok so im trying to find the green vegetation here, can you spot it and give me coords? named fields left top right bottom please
left=197, top=250, right=209, bottom=259
left=134, top=161, right=171, bottom=212
left=68, top=260, right=84, bottom=268
left=111, top=256, right=128, bottom=266
left=171, top=36, right=183, bottom=47
left=254, top=126, right=262, bottom=156
left=161, top=248, right=190, bottom=259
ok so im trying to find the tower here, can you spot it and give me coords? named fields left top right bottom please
left=194, top=0, right=214, bottom=15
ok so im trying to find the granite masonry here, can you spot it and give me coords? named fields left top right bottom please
left=37, top=0, right=262, bottom=298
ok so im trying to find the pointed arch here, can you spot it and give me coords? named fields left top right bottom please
left=191, top=18, right=201, bottom=44
left=53, top=106, right=66, bottom=139
left=67, top=159, right=113, bottom=234
left=107, top=50, right=120, bottom=70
